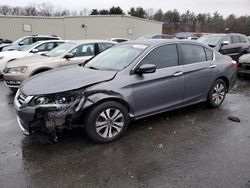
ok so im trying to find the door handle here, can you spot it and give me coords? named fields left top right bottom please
left=209, top=64, right=216, bottom=68
left=173, top=71, right=183, bottom=76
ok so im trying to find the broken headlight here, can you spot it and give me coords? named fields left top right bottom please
left=32, top=92, right=82, bottom=107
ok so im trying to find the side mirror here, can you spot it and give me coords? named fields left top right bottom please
left=221, top=41, right=229, bottom=46
left=19, top=41, right=24, bottom=46
left=64, top=53, right=74, bottom=59
left=135, top=64, right=156, bottom=74
left=30, top=49, right=39, bottom=53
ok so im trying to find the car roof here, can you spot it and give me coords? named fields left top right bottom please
left=35, top=40, right=65, bottom=44
left=28, top=35, right=59, bottom=38
left=124, top=39, right=203, bottom=46
left=66, top=40, right=117, bottom=45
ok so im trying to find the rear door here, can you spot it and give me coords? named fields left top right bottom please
left=60, top=43, right=95, bottom=66
left=180, top=43, right=216, bottom=104
left=131, top=43, right=184, bottom=117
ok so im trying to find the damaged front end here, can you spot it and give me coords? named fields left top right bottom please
left=15, top=89, right=94, bottom=139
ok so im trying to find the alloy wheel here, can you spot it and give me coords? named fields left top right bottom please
left=95, top=108, right=124, bottom=139
left=212, top=83, right=226, bottom=105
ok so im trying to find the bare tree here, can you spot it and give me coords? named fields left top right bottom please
left=79, top=8, right=90, bottom=16
left=0, top=5, right=12, bottom=15
left=38, top=3, right=54, bottom=16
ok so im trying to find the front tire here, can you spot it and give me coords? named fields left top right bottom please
left=85, top=101, right=129, bottom=143
left=206, top=79, right=227, bottom=108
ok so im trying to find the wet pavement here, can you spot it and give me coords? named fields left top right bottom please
left=0, top=77, right=250, bottom=188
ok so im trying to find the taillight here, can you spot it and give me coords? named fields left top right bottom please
left=232, top=60, right=237, bottom=68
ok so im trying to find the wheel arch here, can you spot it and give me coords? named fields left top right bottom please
left=30, top=67, right=52, bottom=76
left=216, top=76, right=229, bottom=91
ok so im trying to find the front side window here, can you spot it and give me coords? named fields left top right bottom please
left=223, top=35, right=231, bottom=44
left=231, top=35, right=241, bottom=44
left=181, top=44, right=206, bottom=64
left=35, top=42, right=55, bottom=52
left=70, top=44, right=94, bottom=57
left=197, top=35, right=223, bottom=46
left=20, top=37, right=32, bottom=45
left=141, top=44, right=179, bottom=69
left=45, top=42, right=76, bottom=57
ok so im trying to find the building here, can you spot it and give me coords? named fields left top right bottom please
left=0, top=15, right=163, bottom=41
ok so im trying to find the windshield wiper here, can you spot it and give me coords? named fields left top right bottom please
left=88, top=66, right=99, bottom=70
left=41, top=53, right=49, bottom=57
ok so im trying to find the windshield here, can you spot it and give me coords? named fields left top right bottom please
left=19, top=42, right=40, bottom=51
left=45, top=42, right=76, bottom=57
left=85, top=44, right=148, bottom=71
left=197, top=35, right=223, bottom=46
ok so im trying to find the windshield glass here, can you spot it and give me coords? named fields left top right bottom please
left=85, top=44, right=148, bottom=71
left=197, top=35, right=223, bottom=46
left=45, top=42, right=76, bottom=57
left=19, top=42, right=40, bottom=51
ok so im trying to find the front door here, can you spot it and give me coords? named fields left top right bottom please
left=131, top=44, right=184, bottom=118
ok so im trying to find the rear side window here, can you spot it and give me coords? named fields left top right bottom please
left=141, top=44, right=179, bottom=69
left=98, top=43, right=114, bottom=53
left=181, top=44, right=206, bottom=64
left=239, top=36, right=247, bottom=43
left=204, top=48, right=214, bottom=61
left=231, top=35, right=241, bottom=44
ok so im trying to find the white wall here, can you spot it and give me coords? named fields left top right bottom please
left=0, top=15, right=162, bottom=41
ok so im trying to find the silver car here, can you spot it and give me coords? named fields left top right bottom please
left=4, top=40, right=116, bottom=88
left=14, top=39, right=237, bottom=143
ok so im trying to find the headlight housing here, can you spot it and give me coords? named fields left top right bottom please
left=31, top=91, right=82, bottom=107
left=7, top=66, right=28, bottom=74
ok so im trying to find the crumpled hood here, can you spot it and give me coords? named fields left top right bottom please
left=6, top=55, right=58, bottom=68
left=20, top=65, right=117, bottom=96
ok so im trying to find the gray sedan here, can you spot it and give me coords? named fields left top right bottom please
left=14, top=39, right=237, bottom=143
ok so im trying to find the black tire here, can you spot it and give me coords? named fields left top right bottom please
left=206, top=79, right=227, bottom=108
left=84, top=101, right=129, bottom=143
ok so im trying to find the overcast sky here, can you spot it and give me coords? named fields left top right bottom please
left=1, top=0, right=250, bottom=17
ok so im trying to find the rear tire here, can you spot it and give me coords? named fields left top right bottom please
left=84, top=101, right=129, bottom=143
left=206, top=79, right=227, bottom=108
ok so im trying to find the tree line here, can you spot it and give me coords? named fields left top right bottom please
left=0, top=3, right=249, bottom=35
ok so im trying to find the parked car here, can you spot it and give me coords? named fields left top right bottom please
left=197, top=33, right=250, bottom=61
left=2, top=34, right=61, bottom=51
left=0, top=40, right=64, bottom=75
left=0, top=38, right=12, bottom=44
left=14, top=39, right=237, bottom=143
left=247, top=36, right=250, bottom=53
left=108, top=38, right=129, bottom=43
left=175, top=32, right=198, bottom=39
left=0, top=43, right=11, bottom=52
left=238, top=53, right=250, bottom=76
left=137, top=34, right=173, bottom=40
left=4, top=40, right=116, bottom=88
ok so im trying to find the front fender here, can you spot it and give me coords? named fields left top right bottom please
left=76, top=90, right=127, bottom=112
